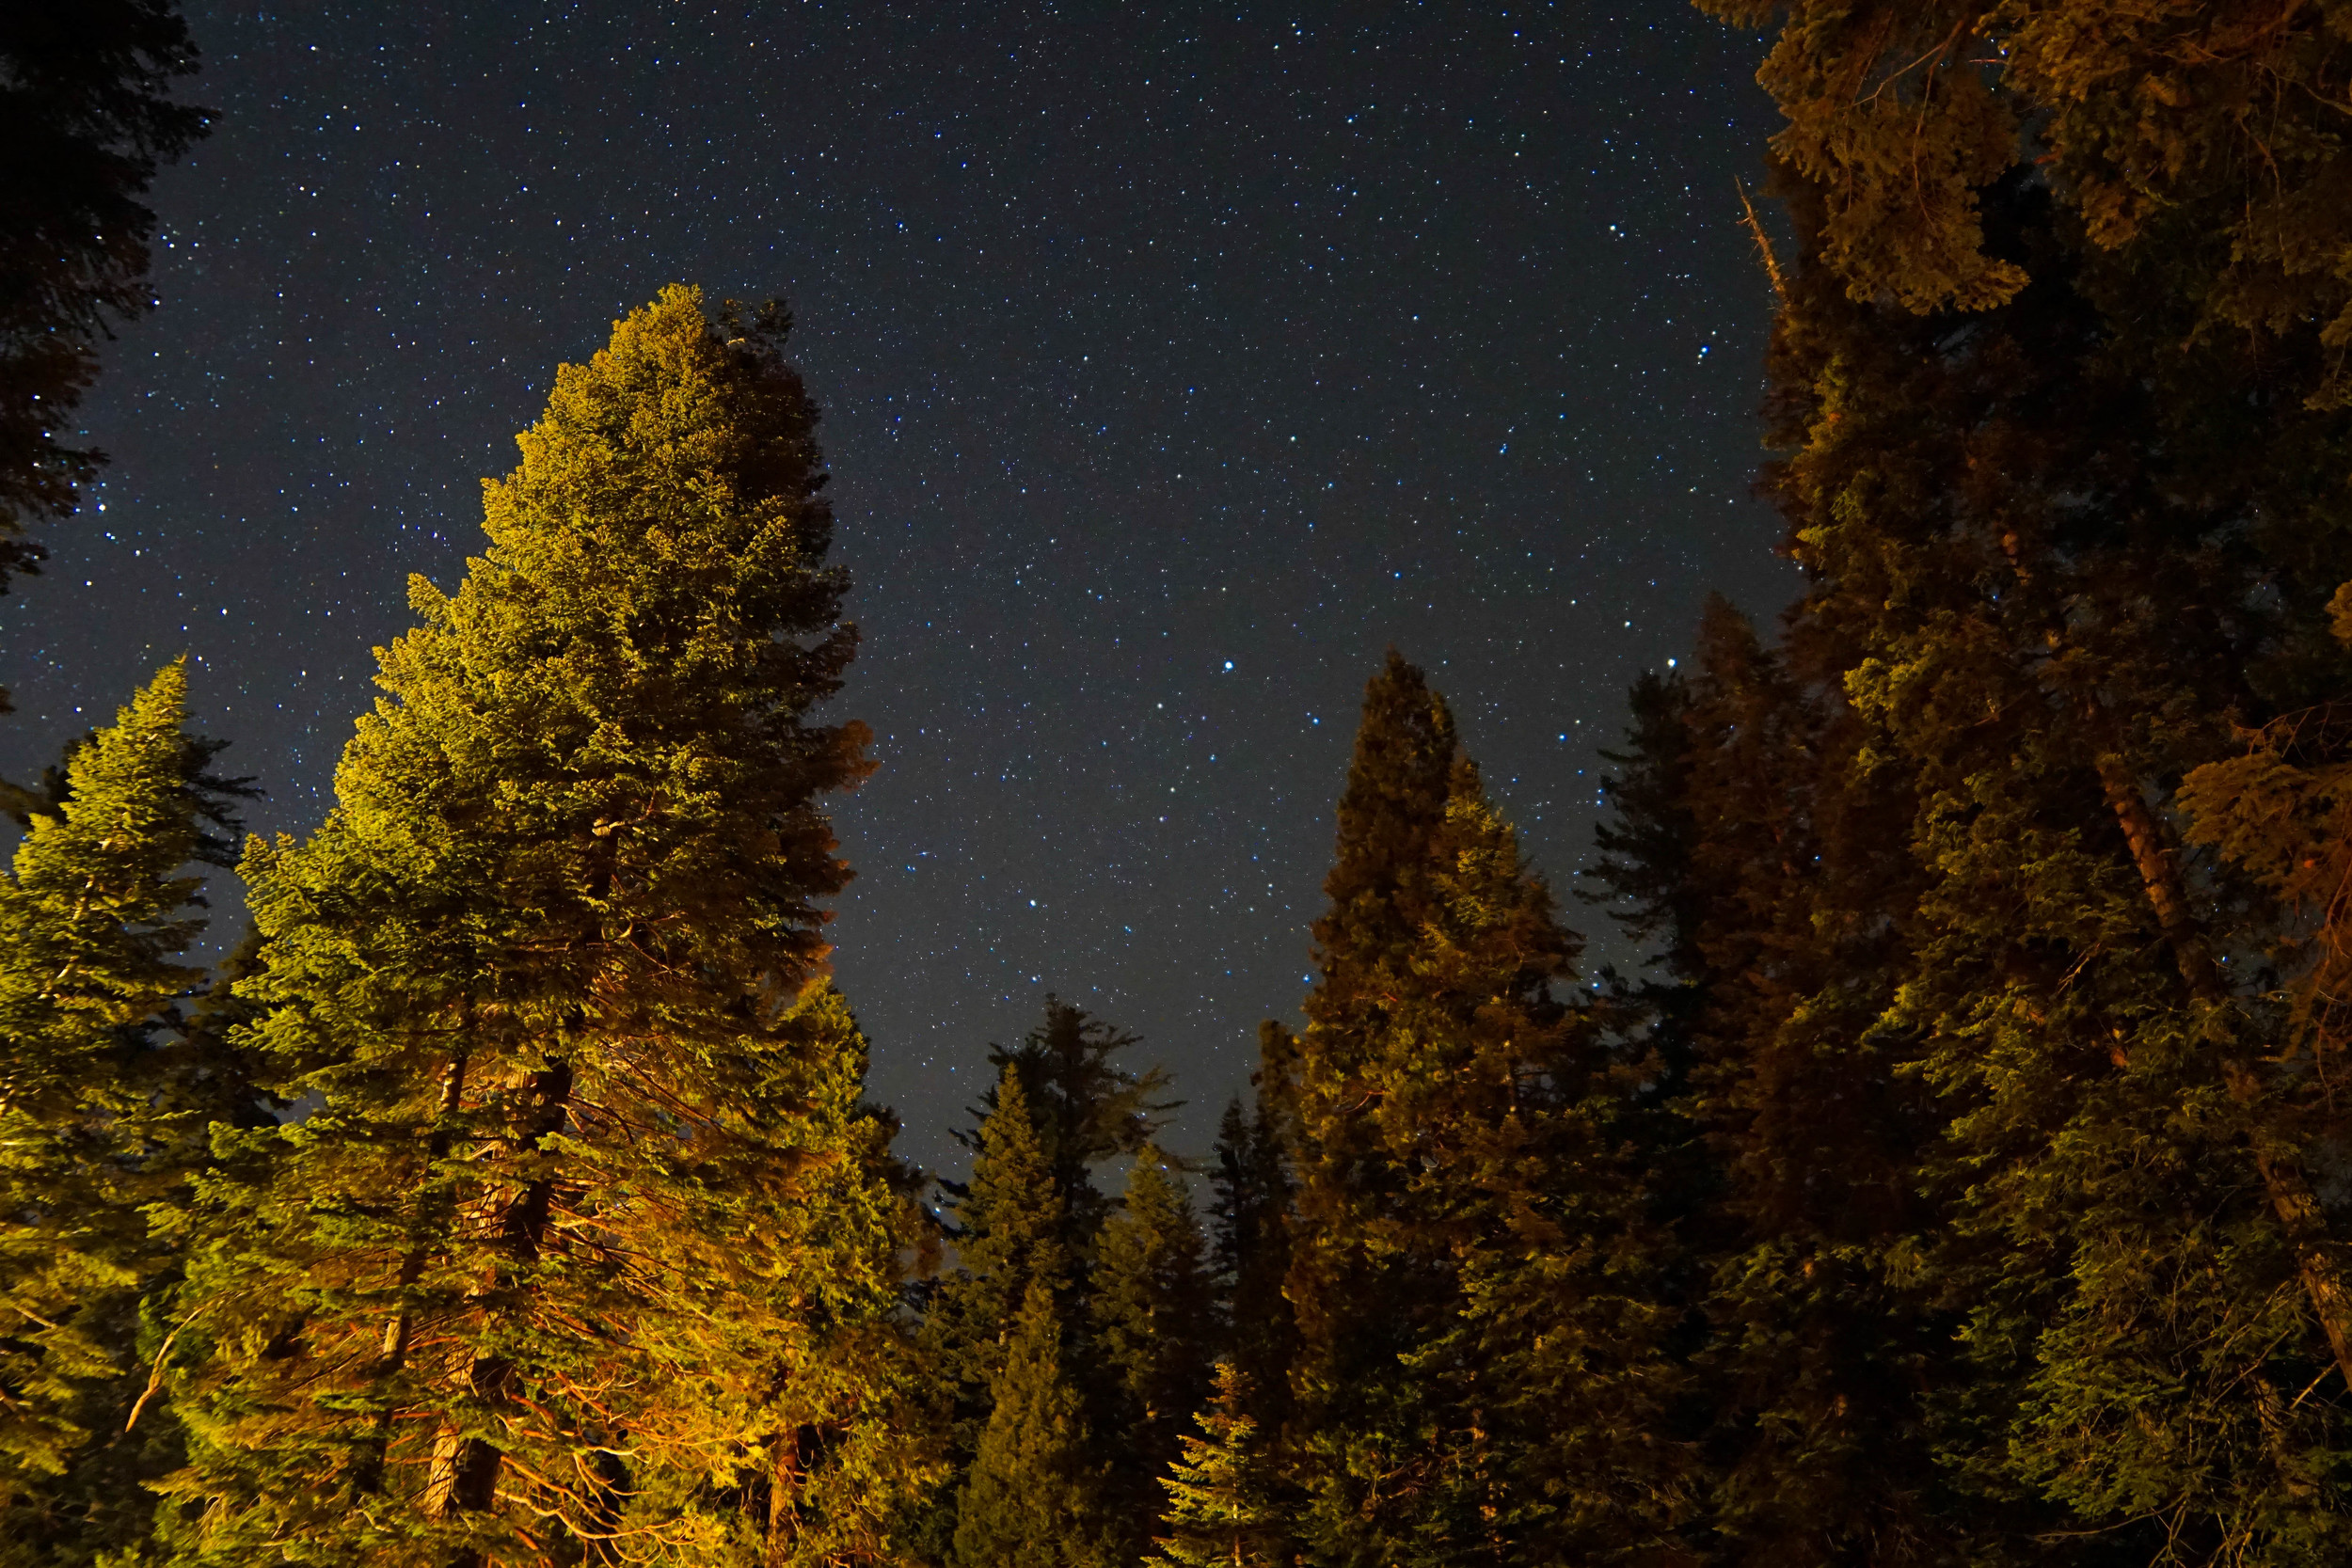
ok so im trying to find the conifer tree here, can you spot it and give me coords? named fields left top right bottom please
left=1148, top=1364, right=1285, bottom=1568
left=685, top=988, right=943, bottom=1567
left=977, top=997, right=1176, bottom=1250
left=1205, top=1083, right=1292, bottom=1429
left=1690, top=3, right=2352, bottom=1550
left=928, top=1066, right=1071, bottom=1428
left=951, top=1277, right=1112, bottom=1568
left=0, top=660, right=235, bottom=1565
left=1280, top=650, right=1685, bottom=1564
left=1091, top=1145, right=1211, bottom=1556
left=151, top=286, right=899, bottom=1565
left=1591, top=605, right=2035, bottom=1564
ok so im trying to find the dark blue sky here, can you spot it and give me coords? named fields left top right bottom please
left=2, top=1, right=1796, bottom=1175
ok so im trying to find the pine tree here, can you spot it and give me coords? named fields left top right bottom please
left=1148, top=1363, right=1285, bottom=1568
left=1701, top=0, right=2352, bottom=409
left=1687, top=3, right=2352, bottom=1550
left=911, top=1064, right=1072, bottom=1561
left=1591, top=604, right=2028, bottom=1564
left=678, top=988, right=943, bottom=1568
left=151, top=286, right=897, bottom=1566
left=919, top=1001, right=1173, bottom=1558
left=978, top=996, right=1176, bottom=1249
left=1091, top=1145, right=1211, bottom=1557
left=1205, top=1081, right=1292, bottom=1430
left=929, top=1066, right=1071, bottom=1425
left=951, top=1277, right=1112, bottom=1568
left=0, top=660, right=230, bottom=1565
left=1280, top=649, right=1686, bottom=1565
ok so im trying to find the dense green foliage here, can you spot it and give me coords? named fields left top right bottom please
left=16, top=7, right=2352, bottom=1564
left=144, top=287, right=920, bottom=1566
left=1147, top=1364, right=1283, bottom=1568
left=1278, top=650, right=1685, bottom=1565
left=0, top=662, right=250, bottom=1566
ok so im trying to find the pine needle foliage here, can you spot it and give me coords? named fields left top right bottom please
left=951, top=1277, right=1113, bottom=1568
left=967, top=997, right=1177, bottom=1250
left=1281, top=649, right=1686, bottom=1566
left=930, top=1066, right=1072, bottom=1418
left=152, top=285, right=900, bottom=1566
left=1091, top=1146, right=1212, bottom=1554
left=0, top=0, right=210, bottom=596
left=1148, top=1363, right=1285, bottom=1568
left=1683, top=1, right=2352, bottom=1554
left=1206, top=1085, right=1293, bottom=1433
left=920, top=1003, right=1175, bottom=1560
left=0, top=661, right=225, bottom=1565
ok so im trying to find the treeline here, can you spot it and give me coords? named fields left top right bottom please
left=9, top=3, right=2352, bottom=1566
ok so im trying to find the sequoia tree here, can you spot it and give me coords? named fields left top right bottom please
left=151, top=286, right=906, bottom=1565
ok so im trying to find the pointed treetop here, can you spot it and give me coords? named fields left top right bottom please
left=8, top=658, right=206, bottom=1002
left=1312, top=648, right=1464, bottom=994
left=1149, top=1362, right=1284, bottom=1568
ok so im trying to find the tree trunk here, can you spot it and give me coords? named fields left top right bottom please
left=350, top=1045, right=470, bottom=1503
left=765, top=1424, right=813, bottom=1568
left=2093, top=752, right=2352, bottom=1390
left=429, top=1056, right=575, bottom=1560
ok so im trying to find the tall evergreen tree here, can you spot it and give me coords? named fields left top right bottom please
left=951, top=1277, right=1111, bottom=1568
left=151, top=286, right=898, bottom=1565
left=1280, top=650, right=1685, bottom=1565
left=975, top=997, right=1176, bottom=1250
left=1688, top=1, right=2352, bottom=1551
left=928, top=1067, right=1072, bottom=1434
left=1592, top=604, right=2036, bottom=1564
left=691, top=988, right=943, bottom=1568
left=922, top=996, right=1177, bottom=1564
left=1205, top=1080, right=1293, bottom=1431
left=0, top=660, right=239, bottom=1565
left=1091, top=1145, right=1212, bottom=1557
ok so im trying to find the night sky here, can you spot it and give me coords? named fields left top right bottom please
left=1, top=2, right=1797, bottom=1176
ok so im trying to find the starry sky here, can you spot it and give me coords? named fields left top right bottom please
left=2, top=1, right=1797, bottom=1177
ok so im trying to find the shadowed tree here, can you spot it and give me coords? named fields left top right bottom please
left=1091, top=1145, right=1212, bottom=1558
left=1279, top=650, right=1687, bottom=1566
left=0, top=1, right=209, bottom=617
left=1684, top=1, right=2352, bottom=1550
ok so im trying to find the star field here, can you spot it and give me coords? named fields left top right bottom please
left=0, top=1, right=1797, bottom=1175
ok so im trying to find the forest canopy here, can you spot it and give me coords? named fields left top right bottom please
left=8, top=3, right=2352, bottom=1565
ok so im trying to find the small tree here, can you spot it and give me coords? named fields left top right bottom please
left=1148, top=1364, right=1284, bottom=1568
